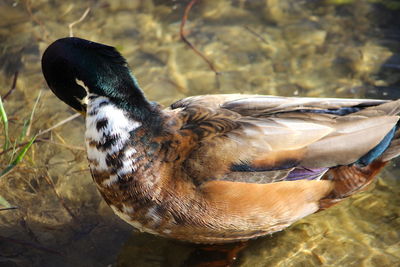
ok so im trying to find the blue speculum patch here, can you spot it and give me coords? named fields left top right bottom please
left=357, top=126, right=397, bottom=166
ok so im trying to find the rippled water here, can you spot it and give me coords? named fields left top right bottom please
left=0, top=0, right=399, bottom=266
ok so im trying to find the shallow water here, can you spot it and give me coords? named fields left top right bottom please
left=0, top=0, right=399, bottom=266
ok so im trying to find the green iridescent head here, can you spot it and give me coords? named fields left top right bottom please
left=41, top=37, right=147, bottom=114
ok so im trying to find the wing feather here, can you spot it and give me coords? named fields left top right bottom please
left=167, top=95, right=400, bottom=185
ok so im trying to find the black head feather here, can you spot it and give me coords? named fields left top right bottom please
left=41, top=37, right=148, bottom=114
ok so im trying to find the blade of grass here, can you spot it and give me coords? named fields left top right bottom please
left=0, top=139, right=42, bottom=157
left=9, top=91, right=41, bottom=163
left=0, top=195, right=16, bottom=211
left=25, top=90, right=42, bottom=137
left=9, top=137, right=19, bottom=165
left=18, top=119, right=30, bottom=143
left=0, top=112, right=81, bottom=157
left=0, top=96, right=10, bottom=150
left=0, top=195, right=12, bottom=207
left=0, top=135, right=36, bottom=178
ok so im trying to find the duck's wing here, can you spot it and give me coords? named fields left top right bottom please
left=158, top=96, right=400, bottom=240
left=168, top=95, right=400, bottom=185
left=171, top=94, right=387, bottom=114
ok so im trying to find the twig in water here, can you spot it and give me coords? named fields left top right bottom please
left=20, top=217, right=40, bottom=244
left=37, top=138, right=85, bottom=151
left=44, top=171, right=78, bottom=222
left=2, top=71, right=19, bottom=100
left=0, top=235, right=63, bottom=256
left=0, top=113, right=80, bottom=157
left=38, top=113, right=81, bottom=137
left=0, top=139, right=42, bottom=157
left=243, top=26, right=269, bottom=45
left=69, top=7, right=90, bottom=37
left=24, top=0, right=50, bottom=41
left=0, top=207, right=18, bottom=211
left=180, top=0, right=219, bottom=75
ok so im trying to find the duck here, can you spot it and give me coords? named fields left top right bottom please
left=41, top=37, right=400, bottom=244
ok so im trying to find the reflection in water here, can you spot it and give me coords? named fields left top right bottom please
left=0, top=0, right=399, bottom=266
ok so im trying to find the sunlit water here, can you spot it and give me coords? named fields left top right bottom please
left=0, top=0, right=399, bottom=266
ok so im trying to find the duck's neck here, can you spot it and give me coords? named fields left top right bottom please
left=85, top=94, right=162, bottom=188
left=91, top=73, right=156, bottom=122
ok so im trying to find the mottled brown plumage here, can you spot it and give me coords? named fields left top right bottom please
left=41, top=38, right=400, bottom=244
left=86, top=94, right=400, bottom=243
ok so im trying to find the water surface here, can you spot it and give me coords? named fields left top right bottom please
left=0, top=0, right=399, bottom=266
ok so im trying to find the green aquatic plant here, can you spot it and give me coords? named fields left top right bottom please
left=0, top=97, right=10, bottom=151
left=0, top=92, right=40, bottom=210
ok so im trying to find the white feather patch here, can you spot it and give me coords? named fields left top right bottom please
left=85, top=94, right=142, bottom=178
left=86, top=145, right=108, bottom=170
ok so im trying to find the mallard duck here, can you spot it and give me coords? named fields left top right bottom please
left=41, top=37, right=400, bottom=244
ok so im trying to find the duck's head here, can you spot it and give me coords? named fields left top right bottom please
left=41, top=37, right=148, bottom=115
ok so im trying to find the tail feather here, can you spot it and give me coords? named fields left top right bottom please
left=355, top=99, right=400, bottom=116
left=380, top=128, right=400, bottom=161
left=319, top=160, right=387, bottom=209
left=319, top=100, right=400, bottom=209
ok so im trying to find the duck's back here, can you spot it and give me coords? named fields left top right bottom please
left=103, top=94, right=396, bottom=243
left=170, top=95, right=400, bottom=182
